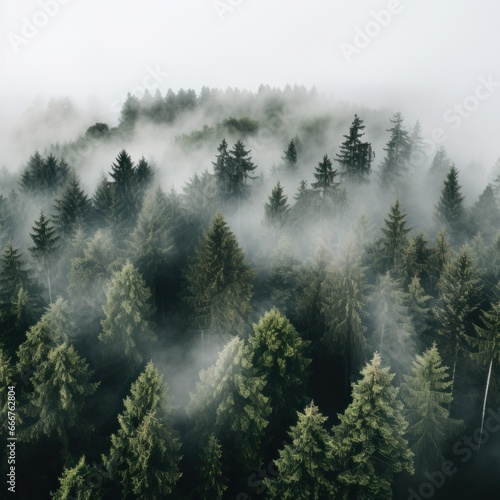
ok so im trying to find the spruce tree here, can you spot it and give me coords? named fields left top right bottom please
left=53, top=176, right=93, bottom=236
left=51, top=455, right=100, bottom=500
left=196, top=433, right=227, bottom=499
left=92, top=175, right=114, bottom=227
left=378, top=112, right=412, bottom=189
left=322, top=248, right=367, bottom=388
left=24, top=343, right=98, bottom=448
left=433, top=245, right=482, bottom=397
left=103, top=362, right=182, bottom=498
left=227, top=139, right=257, bottom=198
left=311, top=154, right=341, bottom=206
left=248, top=309, right=311, bottom=428
left=407, top=275, right=433, bottom=339
left=213, top=138, right=231, bottom=200
left=402, top=344, right=463, bottom=474
left=428, top=146, right=450, bottom=180
left=402, top=232, right=433, bottom=289
left=29, top=211, right=59, bottom=303
left=282, top=139, right=298, bottom=171
left=335, top=114, right=374, bottom=184
left=331, top=353, right=414, bottom=499
left=470, top=184, right=500, bottom=241
left=99, top=262, right=156, bottom=370
left=371, top=273, right=416, bottom=379
left=435, top=165, right=465, bottom=241
left=265, top=402, right=335, bottom=500
left=264, top=182, right=290, bottom=229
left=380, top=199, right=411, bottom=272
left=183, top=212, right=254, bottom=342
left=187, top=336, right=270, bottom=469
left=409, top=120, right=426, bottom=168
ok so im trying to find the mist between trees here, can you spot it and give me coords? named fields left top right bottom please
left=1, top=85, right=500, bottom=498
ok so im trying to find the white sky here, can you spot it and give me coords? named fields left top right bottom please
left=1, top=0, right=500, bottom=164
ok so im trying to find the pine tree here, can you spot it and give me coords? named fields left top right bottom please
left=265, top=402, right=336, bottom=500
left=248, top=309, right=311, bottom=428
left=435, top=165, right=465, bottom=241
left=407, top=275, right=433, bottom=339
left=29, top=211, right=59, bottom=303
left=371, top=273, right=416, bottom=378
left=51, top=455, right=100, bottom=500
left=380, top=199, right=411, bottom=271
left=402, top=344, right=463, bottom=474
left=331, top=353, right=414, bottom=499
left=92, top=175, right=114, bottom=227
left=227, top=139, right=257, bottom=198
left=470, top=184, right=500, bottom=241
left=378, top=112, right=412, bottom=188
left=409, top=120, right=426, bottom=168
left=433, top=245, right=482, bottom=397
left=213, top=138, right=231, bottom=200
left=467, top=302, right=500, bottom=450
left=335, top=114, right=374, bottom=184
left=312, top=154, right=341, bottom=204
left=103, top=362, right=182, bottom=498
left=402, top=233, right=433, bottom=289
left=264, top=182, right=290, bottom=229
left=428, top=146, right=450, bottom=181
left=183, top=212, right=254, bottom=342
left=282, top=139, right=298, bottom=171
left=187, top=336, right=270, bottom=469
left=0, top=194, right=14, bottom=248
left=197, top=433, right=227, bottom=499
left=290, top=180, right=317, bottom=224
left=130, top=187, right=173, bottom=316
left=119, top=93, right=140, bottom=131
left=99, top=262, right=156, bottom=370
left=20, top=152, right=70, bottom=195
left=20, top=151, right=44, bottom=193
left=53, top=176, right=93, bottom=236
left=322, top=248, right=367, bottom=388
left=24, top=343, right=98, bottom=448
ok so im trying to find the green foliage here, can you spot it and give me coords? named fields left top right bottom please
left=402, top=344, right=463, bottom=474
left=20, top=152, right=70, bottom=195
left=265, top=401, right=336, bottom=499
left=331, top=353, right=414, bottom=499
left=282, top=139, right=298, bottom=170
left=197, top=433, right=227, bottom=499
left=103, top=362, right=182, bottom=498
left=380, top=199, right=411, bottom=272
left=23, top=343, right=98, bottom=447
left=248, top=309, right=311, bottom=427
left=99, top=261, right=156, bottom=369
left=51, top=455, right=100, bottom=500
left=335, top=114, right=374, bottom=184
left=187, top=336, right=270, bottom=469
left=264, top=181, right=290, bottom=229
left=184, top=212, right=254, bottom=340
left=435, top=165, right=465, bottom=240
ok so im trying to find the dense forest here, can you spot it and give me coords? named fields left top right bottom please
left=1, top=86, right=500, bottom=499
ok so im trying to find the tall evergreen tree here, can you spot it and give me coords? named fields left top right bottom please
left=330, top=353, right=414, bottom=499
left=409, top=120, right=426, bottom=169
left=407, top=275, right=433, bottom=339
left=470, top=184, right=500, bottom=241
left=435, top=165, right=465, bottom=241
left=264, top=182, right=290, bottom=229
left=248, top=309, right=311, bottom=429
left=213, top=138, right=231, bottom=199
left=92, top=175, right=114, bottom=227
left=428, top=146, right=450, bottom=181
left=433, top=245, right=482, bottom=397
left=312, top=154, right=341, bottom=205
left=53, top=176, right=93, bottom=236
left=99, top=262, right=156, bottom=371
left=23, top=343, right=99, bottom=448
left=119, top=93, right=140, bottom=131
left=378, top=112, right=412, bottom=189
left=282, top=139, right=298, bottom=171
left=380, top=199, right=411, bottom=272
left=227, top=139, right=257, bottom=198
left=52, top=455, right=100, bottom=500
left=335, top=114, right=374, bottom=184
left=402, top=344, right=463, bottom=474
left=187, top=336, right=270, bottom=470
left=265, top=402, right=336, bottom=500
left=103, top=362, right=182, bottom=498
left=196, top=433, right=228, bottom=499
left=29, top=212, right=59, bottom=303
left=183, top=212, right=254, bottom=342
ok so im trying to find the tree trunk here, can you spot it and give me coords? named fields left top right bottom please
left=478, top=357, right=494, bottom=453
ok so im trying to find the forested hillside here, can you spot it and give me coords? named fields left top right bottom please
left=1, top=86, right=500, bottom=499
